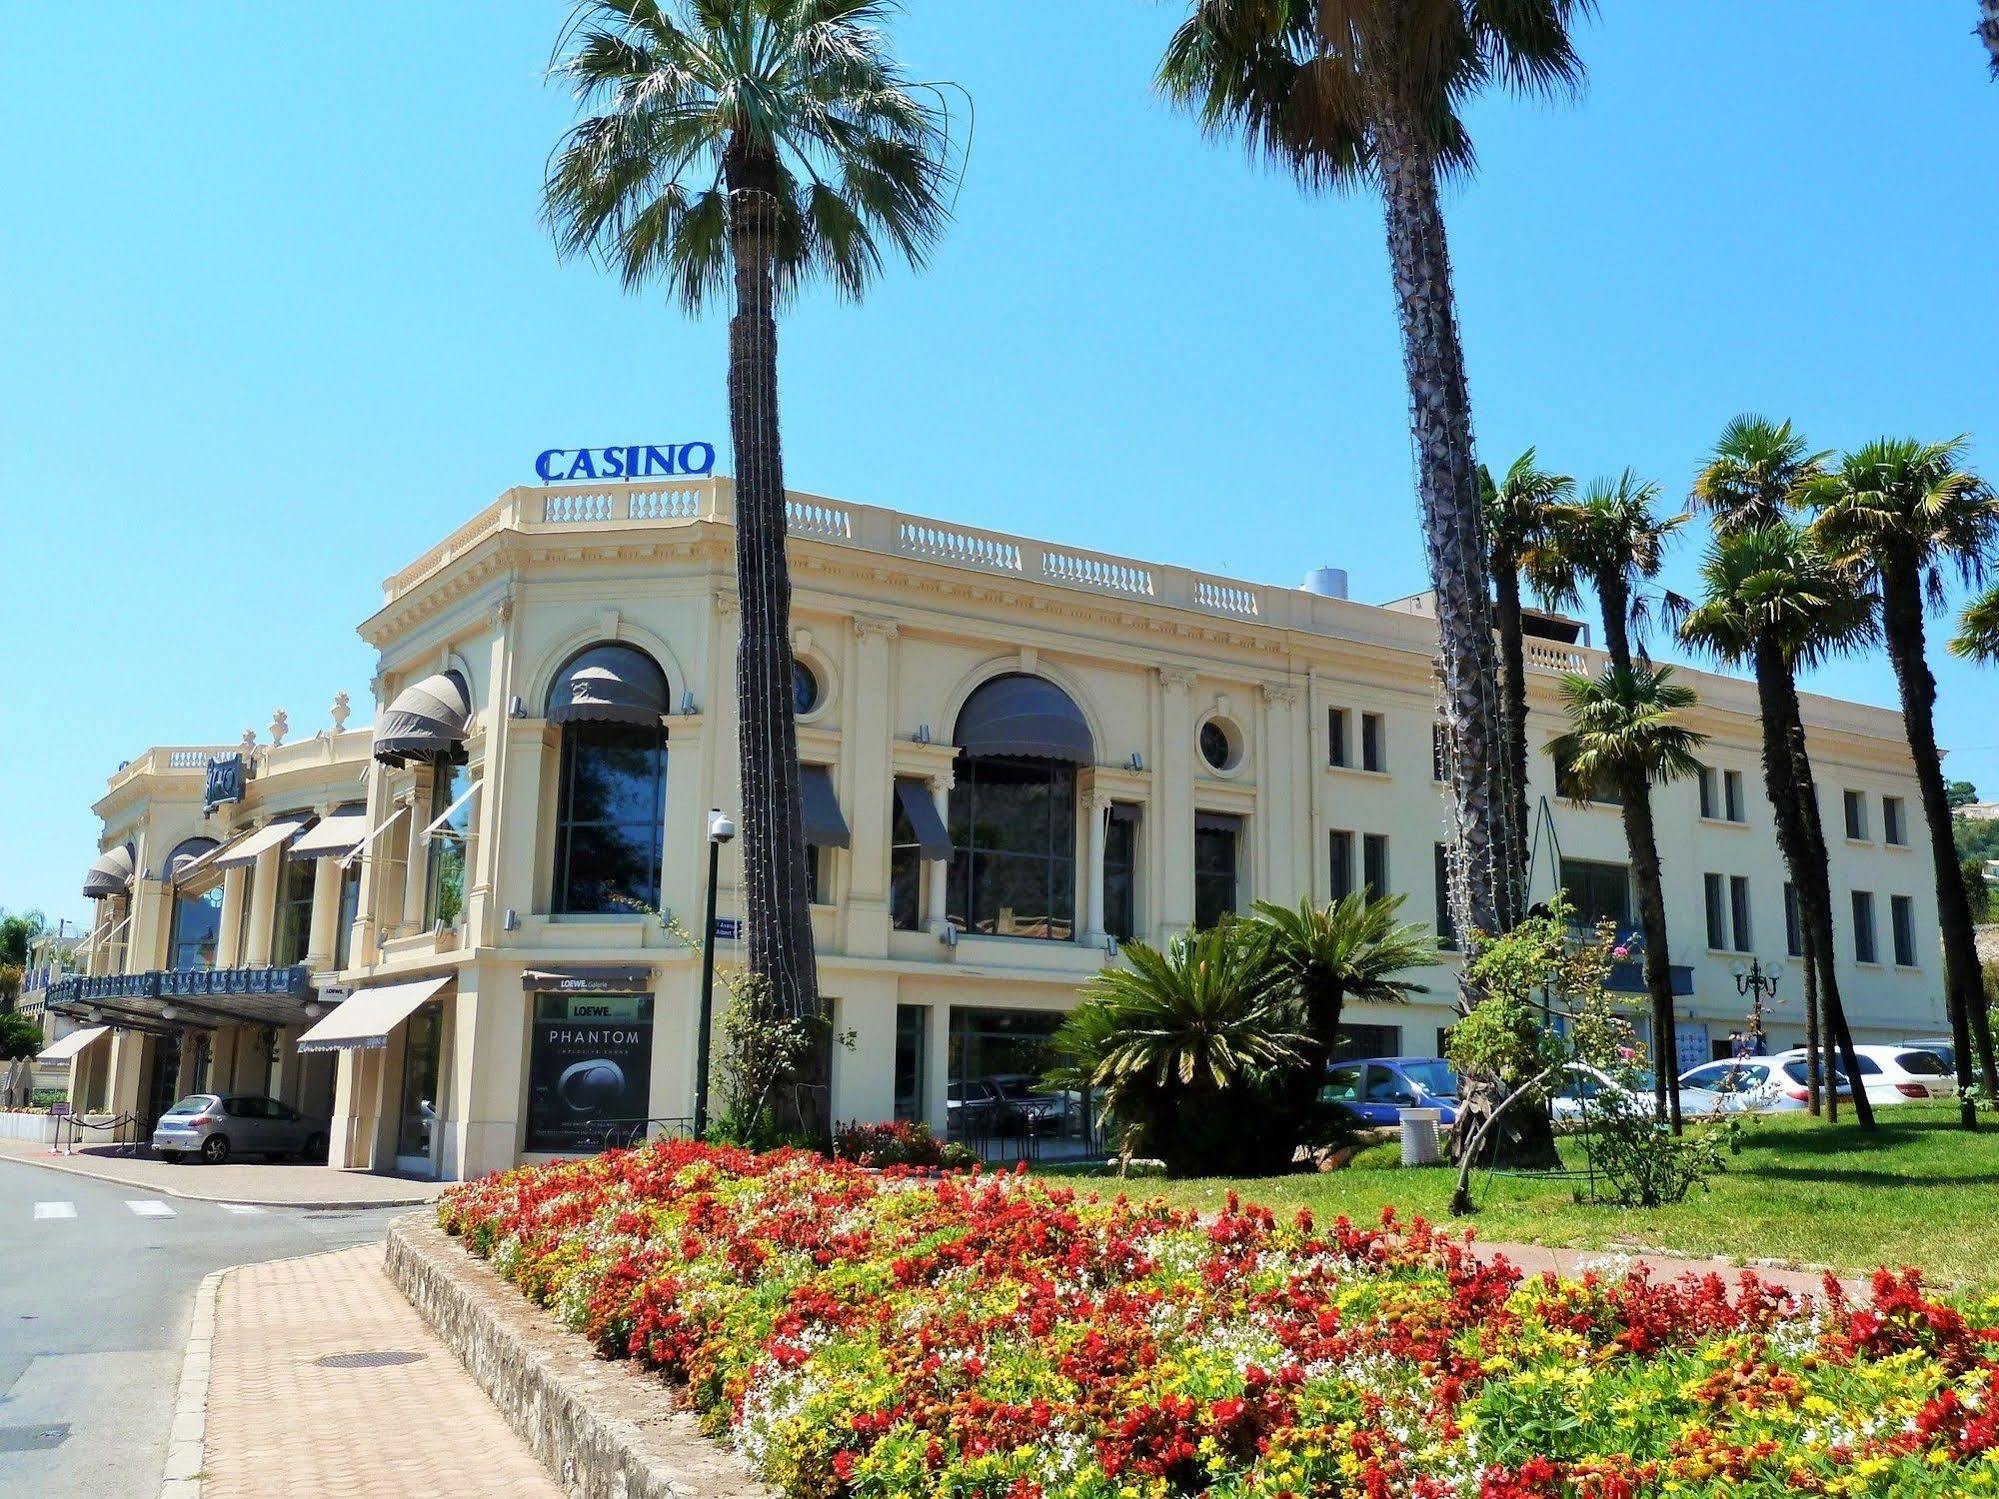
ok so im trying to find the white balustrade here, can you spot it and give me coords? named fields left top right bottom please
left=1042, top=549, right=1153, bottom=597
left=895, top=521, right=1024, bottom=574
left=787, top=498, right=854, bottom=539
left=1195, top=578, right=1260, bottom=618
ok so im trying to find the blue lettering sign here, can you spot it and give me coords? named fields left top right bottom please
left=534, top=444, right=718, bottom=482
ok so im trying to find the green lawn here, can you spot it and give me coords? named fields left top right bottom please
left=1042, top=1100, right=1999, bottom=1291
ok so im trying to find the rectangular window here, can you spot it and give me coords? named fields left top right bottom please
left=1104, top=804, right=1139, bottom=942
left=1705, top=873, right=1728, bottom=951
left=1332, top=1023, right=1403, bottom=1063
left=1361, top=713, right=1386, bottom=773
left=808, top=845, right=833, bottom=906
left=889, top=786, right=922, bottom=932
left=1555, top=745, right=1624, bottom=807
left=1434, top=843, right=1458, bottom=950
left=1363, top=834, right=1389, bottom=901
left=333, top=860, right=362, bottom=970
left=524, top=990, right=654, bottom=1153
left=1852, top=890, right=1878, bottom=963
left=947, top=758, right=1077, bottom=941
left=1730, top=875, right=1753, bottom=953
left=1891, top=895, right=1917, bottom=967
left=893, top=1004, right=928, bottom=1121
left=425, top=761, right=473, bottom=930
left=1783, top=882, right=1804, bottom=959
left=272, top=858, right=316, bottom=967
left=1193, top=814, right=1241, bottom=930
left=1698, top=767, right=1716, bottom=820
left=1329, top=830, right=1355, bottom=902
left=1724, top=770, right=1745, bottom=823
left=1328, top=708, right=1350, bottom=768
left=1883, top=795, right=1906, bottom=846
left=1844, top=789, right=1868, bottom=841
left=1562, top=858, right=1633, bottom=931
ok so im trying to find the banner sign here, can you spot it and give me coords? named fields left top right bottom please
left=524, top=992, right=654, bottom=1154
left=534, top=443, right=715, bottom=483
left=522, top=966, right=653, bottom=995
left=204, top=754, right=247, bottom=812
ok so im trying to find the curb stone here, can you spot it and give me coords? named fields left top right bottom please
left=161, top=1265, right=227, bottom=1499
left=0, top=1146, right=440, bottom=1208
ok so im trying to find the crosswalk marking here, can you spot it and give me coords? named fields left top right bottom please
left=126, top=1199, right=176, bottom=1218
left=32, top=1201, right=76, bottom=1220
left=217, top=1203, right=263, bottom=1215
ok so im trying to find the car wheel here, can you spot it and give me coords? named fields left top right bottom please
left=302, top=1132, right=328, bottom=1161
left=201, top=1134, right=231, bottom=1165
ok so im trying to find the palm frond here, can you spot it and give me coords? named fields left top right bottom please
left=1546, top=664, right=1707, bottom=800
left=1951, top=584, right=1999, bottom=663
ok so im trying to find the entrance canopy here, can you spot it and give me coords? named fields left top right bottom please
left=37, top=1025, right=108, bottom=1064
left=547, top=644, right=669, bottom=726
left=375, top=672, right=473, bottom=767
left=289, top=804, right=368, bottom=861
left=82, top=846, right=134, bottom=902
left=296, top=974, right=452, bottom=1054
left=954, top=674, right=1093, bottom=765
left=215, top=813, right=316, bottom=870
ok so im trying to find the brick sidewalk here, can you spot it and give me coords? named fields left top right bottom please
left=203, top=1245, right=558, bottom=1497
left=0, top=1137, right=442, bottom=1207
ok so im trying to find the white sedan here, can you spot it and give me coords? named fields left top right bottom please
left=1677, top=1057, right=1816, bottom=1113
left=1549, top=1063, right=1727, bottom=1123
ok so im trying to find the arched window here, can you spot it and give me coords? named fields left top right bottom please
left=947, top=674, right=1093, bottom=941
left=546, top=643, right=670, bottom=915
left=163, top=837, right=223, bottom=970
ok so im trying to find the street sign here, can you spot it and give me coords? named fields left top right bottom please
left=713, top=917, right=742, bottom=941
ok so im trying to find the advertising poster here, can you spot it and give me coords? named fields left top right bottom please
left=524, top=992, right=654, bottom=1153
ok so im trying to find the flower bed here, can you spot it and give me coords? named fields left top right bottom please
left=439, top=1141, right=1999, bottom=1497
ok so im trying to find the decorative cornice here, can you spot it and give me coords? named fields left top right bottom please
left=852, top=615, right=899, bottom=642
left=1158, top=666, right=1198, bottom=692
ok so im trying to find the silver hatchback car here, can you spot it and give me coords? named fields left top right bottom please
left=152, top=1093, right=330, bottom=1165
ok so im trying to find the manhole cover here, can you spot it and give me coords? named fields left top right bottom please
left=313, top=1350, right=427, bottom=1369
left=0, top=1423, right=70, bottom=1453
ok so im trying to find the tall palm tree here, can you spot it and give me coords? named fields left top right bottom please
left=1160, top=1, right=1591, bottom=966
left=1537, top=471, right=1682, bottom=674
left=1982, top=2, right=1999, bottom=76
left=1953, top=583, right=1999, bottom=661
left=1679, top=523, right=1878, bottom=1130
left=544, top=0, right=956, bottom=1138
left=1808, top=436, right=1999, bottom=1119
left=1548, top=665, right=1706, bottom=1131
left=1481, top=450, right=1574, bottom=920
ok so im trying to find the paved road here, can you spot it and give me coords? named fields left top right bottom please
left=0, top=1157, right=411, bottom=1499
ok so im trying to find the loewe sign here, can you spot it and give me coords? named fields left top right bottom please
left=534, top=443, right=717, bottom=483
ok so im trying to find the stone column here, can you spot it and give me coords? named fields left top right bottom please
left=216, top=867, right=248, bottom=967
left=924, top=773, right=955, bottom=938
left=1259, top=682, right=1301, bottom=902
left=307, top=852, right=342, bottom=967
left=842, top=617, right=898, bottom=957
left=401, top=778, right=435, bottom=933
left=1156, top=667, right=1198, bottom=933
left=1082, top=786, right=1113, bottom=945
left=243, top=849, right=280, bottom=967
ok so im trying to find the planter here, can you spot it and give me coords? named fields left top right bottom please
left=0, top=1111, right=61, bottom=1144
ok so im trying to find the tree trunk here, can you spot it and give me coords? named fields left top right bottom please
left=1374, top=98, right=1552, bottom=1171
left=1621, top=781, right=1682, bottom=1133
left=1492, top=557, right=1533, bottom=915
left=1801, top=925, right=1826, bottom=1117
left=724, top=160, right=827, bottom=1144
left=1598, top=574, right=1634, bottom=678
left=1878, top=556, right=1995, bottom=1122
left=1760, top=643, right=1875, bottom=1129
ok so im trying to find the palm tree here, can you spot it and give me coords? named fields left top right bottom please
left=1954, top=583, right=1999, bottom=661
left=1159, top=1, right=1590, bottom=965
left=1808, top=436, right=1999, bottom=1119
left=1481, top=451, right=1574, bottom=921
left=1679, top=522, right=1878, bottom=1130
left=1982, top=2, right=1999, bottom=76
left=544, top=0, right=956, bottom=1138
left=1247, top=892, right=1434, bottom=1118
left=1537, top=471, right=1683, bottom=673
left=1547, top=665, right=1706, bottom=1130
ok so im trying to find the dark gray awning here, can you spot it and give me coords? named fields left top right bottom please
left=953, top=674, right=1093, bottom=765
left=82, top=845, right=134, bottom=901
left=547, top=645, right=669, bottom=727
left=522, top=966, right=655, bottom=994
left=163, top=836, right=222, bottom=885
left=1195, top=810, right=1242, bottom=833
left=374, top=671, right=472, bottom=767
left=893, top=778, right=951, bottom=861
left=800, top=765, right=850, bottom=849
left=1108, top=801, right=1141, bottom=824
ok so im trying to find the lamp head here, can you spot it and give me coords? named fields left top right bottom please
left=707, top=808, right=736, bottom=844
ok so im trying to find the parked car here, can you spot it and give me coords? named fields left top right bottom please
left=1900, top=1037, right=1956, bottom=1073
left=1769, top=1045, right=1956, bottom=1106
left=1549, top=1063, right=1727, bottom=1123
left=1677, top=1058, right=1812, bottom=1113
left=1320, top=1057, right=1460, bottom=1127
left=152, top=1093, right=329, bottom=1164
left=946, top=1075, right=1067, bottom=1136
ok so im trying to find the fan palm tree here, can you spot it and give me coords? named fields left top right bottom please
left=1679, top=523, right=1878, bottom=1130
left=1537, top=471, right=1683, bottom=674
left=1982, top=2, right=1999, bottom=76
left=1160, top=1, right=1591, bottom=964
left=1481, top=450, right=1574, bottom=921
left=1247, top=892, right=1434, bottom=1116
left=544, top=0, right=956, bottom=1138
left=1954, top=583, right=1999, bottom=661
left=1808, top=436, right=1999, bottom=1119
left=1045, top=924, right=1307, bottom=1175
left=1547, top=665, right=1706, bottom=1130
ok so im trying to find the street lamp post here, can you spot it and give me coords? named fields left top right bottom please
left=693, top=808, right=735, bottom=1140
left=1731, top=957, right=1782, bottom=1055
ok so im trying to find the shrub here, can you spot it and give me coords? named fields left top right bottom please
left=831, top=1119, right=975, bottom=1170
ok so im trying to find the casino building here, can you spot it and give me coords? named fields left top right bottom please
left=26, top=474, right=1949, bottom=1179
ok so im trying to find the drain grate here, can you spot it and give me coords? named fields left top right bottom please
left=0, top=1423, right=71, bottom=1453
left=313, top=1349, right=427, bottom=1369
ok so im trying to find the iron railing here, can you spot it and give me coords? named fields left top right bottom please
left=44, top=965, right=312, bottom=1007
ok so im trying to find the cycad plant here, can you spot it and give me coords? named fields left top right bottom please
left=1547, top=665, right=1706, bottom=1129
left=1808, top=436, right=1999, bottom=1119
left=1679, top=521, right=1878, bottom=1130
left=544, top=0, right=956, bottom=1139
left=1159, top=0, right=1591, bottom=959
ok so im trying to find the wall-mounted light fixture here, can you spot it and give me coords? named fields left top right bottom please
left=681, top=690, right=698, bottom=715
left=1128, top=752, right=1144, bottom=772
left=915, top=724, right=932, bottom=745
left=508, top=694, right=526, bottom=718
left=939, top=924, right=957, bottom=949
left=503, top=908, right=521, bottom=932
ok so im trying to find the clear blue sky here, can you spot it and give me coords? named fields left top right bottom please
left=4, top=3, right=1995, bottom=932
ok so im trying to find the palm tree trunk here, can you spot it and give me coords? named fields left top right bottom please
left=1598, top=574, right=1634, bottom=678
left=1374, top=98, right=1552, bottom=1171
left=1879, top=558, right=1996, bottom=1122
left=1763, top=646, right=1875, bottom=1130
left=1621, top=781, right=1682, bottom=1133
left=1493, top=557, right=1533, bottom=916
left=1801, top=927, right=1826, bottom=1116
left=724, top=163, right=827, bottom=1142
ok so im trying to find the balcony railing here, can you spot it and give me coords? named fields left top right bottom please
left=45, top=965, right=311, bottom=1008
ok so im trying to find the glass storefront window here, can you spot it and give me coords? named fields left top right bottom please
left=946, top=1006, right=1089, bottom=1150
left=169, top=887, right=223, bottom=971
left=893, top=1004, right=927, bottom=1121
left=889, top=795, right=922, bottom=932
left=1104, top=805, right=1138, bottom=942
left=552, top=723, right=667, bottom=914
left=525, top=991, right=655, bottom=1152
left=273, top=857, right=316, bottom=966
left=396, top=1001, right=444, bottom=1166
left=333, top=860, right=362, bottom=969
left=425, top=760, right=473, bottom=928
left=1193, top=814, right=1240, bottom=930
left=947, top=758, right=1077, bottom=940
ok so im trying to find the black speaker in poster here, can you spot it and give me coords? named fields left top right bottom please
left=525, top=992, right=653, bottom=1153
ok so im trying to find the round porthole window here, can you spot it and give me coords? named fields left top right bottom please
left=792, top=660, right=821, bottom=716
left=1200, top=719, right=1236, bottom=772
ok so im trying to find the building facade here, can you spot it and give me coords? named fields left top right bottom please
left=31, top=476, right=1949, bottom=1179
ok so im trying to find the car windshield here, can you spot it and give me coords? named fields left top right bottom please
left=989, top=1077, right=1042, bottom=1100
left=1895, top=1050, right=1950, bottom=1077
left=163, top=1096, right=215, bottom=1116
left=1782, top=1059, right=1850, bottom=1085
left=1398, top=1060, right=1458, bottom=1098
